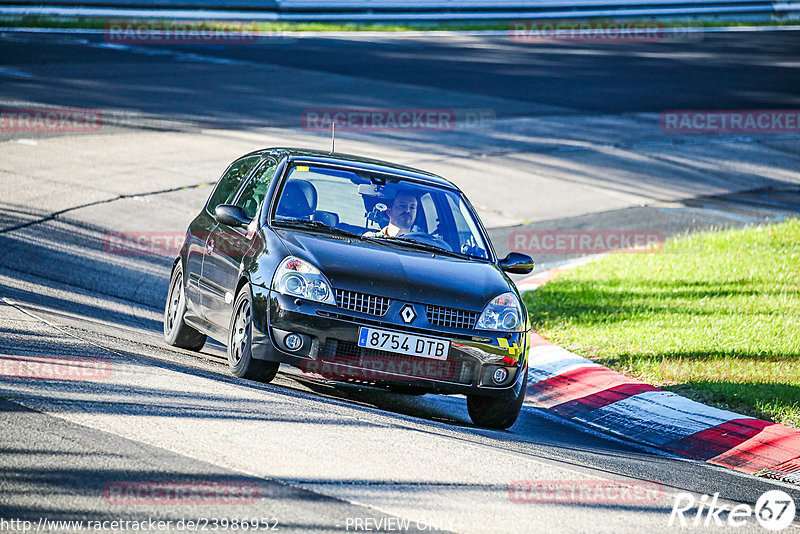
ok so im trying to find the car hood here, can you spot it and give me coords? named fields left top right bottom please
left=275, top=229, right=513, bottom=310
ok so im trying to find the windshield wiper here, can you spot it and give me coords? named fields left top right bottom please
left=273, top=218, right=363, bottom=240
left=364, top=235, right=471, bottom=259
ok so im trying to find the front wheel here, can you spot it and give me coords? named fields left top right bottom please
left=228, top=285, right=279, bottom=383
left=466, top=367, right=527, bottom=430
left=164, top=262, right=207, bottom=351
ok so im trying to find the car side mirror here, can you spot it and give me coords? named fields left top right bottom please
left=499, top=252, right=534, bottom=274
left=214, top=204, right=251, bottom=228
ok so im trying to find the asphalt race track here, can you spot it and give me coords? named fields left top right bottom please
left=1, top=29, right=800, bottom=533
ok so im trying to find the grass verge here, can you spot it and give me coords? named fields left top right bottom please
left=523, top=219, right=800, bottom=428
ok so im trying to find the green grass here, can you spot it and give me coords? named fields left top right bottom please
left=1, top=16, right=798, bottom=32
left=523, top=219, right=800, bottom=427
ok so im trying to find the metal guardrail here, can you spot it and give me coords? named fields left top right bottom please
left=277, top=1, right=797, bottom=20
left=274, top=0, right=783, bottom=8
left=0, top=0, right=798, bottom=20
left=273, top=0, right=800, bottom=21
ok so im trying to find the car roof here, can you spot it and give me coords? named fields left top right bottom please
left=246, top=147, right=458, bottom=190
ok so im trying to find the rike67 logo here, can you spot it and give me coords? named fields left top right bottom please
left=669, top=490, right=796, bottom=531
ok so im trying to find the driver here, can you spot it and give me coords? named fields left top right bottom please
left=364, top=191, right=420, bottom=238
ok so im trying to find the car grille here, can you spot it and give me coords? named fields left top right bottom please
left=319, top=340, right=472, bottom=384
left=322, top=339, right=360, bottom=359
left=335, top=289, right=390, bottom=316
left=425, top=305, right=479, bottom=330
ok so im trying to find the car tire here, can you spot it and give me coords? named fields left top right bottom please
left=228, top=285, right=279, bottom=383
left=164, top=262, right=207, bottom=351
left=466, top=366, right=527, bottom=430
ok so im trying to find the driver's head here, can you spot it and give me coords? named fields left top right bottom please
left=388, top=191, right=418, bottom=233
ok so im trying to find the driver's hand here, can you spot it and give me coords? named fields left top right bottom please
left=461, top=236, right=476, bottom=254
left=461, top=236, right=485, bottom=257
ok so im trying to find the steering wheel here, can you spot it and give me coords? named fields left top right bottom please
left=400, top=231, right=453, bottom=251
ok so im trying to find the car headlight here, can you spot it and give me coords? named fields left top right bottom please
left=476, top=292, right=524, bottom=332
left=272, top=257, right=336, bottom=306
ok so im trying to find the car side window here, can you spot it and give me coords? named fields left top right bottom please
left=235, top=158, right=278, bottom=219
left=446, top=195, right=489, bottom=259
left=206, top=155, right=261, bottom=214
left=419, top=193, right=438, bottom=233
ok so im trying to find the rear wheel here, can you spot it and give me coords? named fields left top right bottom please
left=164, top=263, right=206, bottom=351
left=228, top=285, right=279, bottom=383
left=466, top=367, right=527, bottom=430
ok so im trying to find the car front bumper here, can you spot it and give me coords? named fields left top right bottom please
left=250, top=286, right=529, bottom=397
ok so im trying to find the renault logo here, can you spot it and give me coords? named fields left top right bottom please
left=400, top=304, right=417, bottom=324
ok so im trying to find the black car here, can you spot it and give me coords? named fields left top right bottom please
left=164, top=148, right=534, bottom=429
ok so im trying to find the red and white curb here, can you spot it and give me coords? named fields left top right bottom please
left=517, top=265, right=800, bottom=480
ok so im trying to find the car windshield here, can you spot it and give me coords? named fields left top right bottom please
left=272, top=164, right=491, bottom=260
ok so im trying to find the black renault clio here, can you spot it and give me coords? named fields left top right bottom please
left=164, top=148, right=534, bottom=429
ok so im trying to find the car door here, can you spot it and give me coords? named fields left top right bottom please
left=193, top=154, right=262, bottom=323
left=200, top=157, right=278, bottom=329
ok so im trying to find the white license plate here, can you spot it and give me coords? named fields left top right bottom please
left=357, top=327, right=450, bottom=360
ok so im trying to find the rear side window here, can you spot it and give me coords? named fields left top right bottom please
left=235, top=158, right=278, bottom=219
left=206, top=155, right=261, bottom=214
